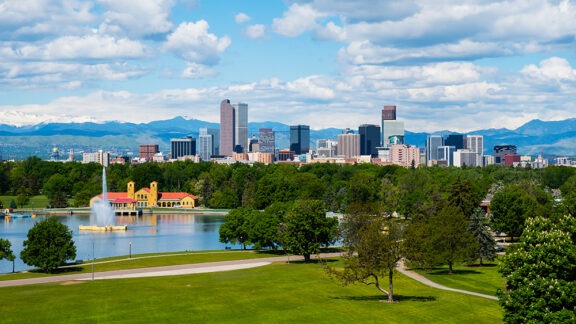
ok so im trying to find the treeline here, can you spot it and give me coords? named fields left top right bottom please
left=1, top=156, right=576, bottom=217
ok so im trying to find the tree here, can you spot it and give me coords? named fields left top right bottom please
left=43, top=174, right=71, bottom=208
left=0, top=238, right=15, bottom=271
left=447, top=175, right=481, bottom=218
left=281, top=200, right=338, bottom=262
left=498, top=215, right=576, bottom=323
left=331, top=203, right=404, bottom=302
left=9, top=199, right=16, bottom=209
left=467, top=208, right=496, bottom=265
left=219, top=208, right=253, bottom=249
left=20, top=217, right=76, bottom=273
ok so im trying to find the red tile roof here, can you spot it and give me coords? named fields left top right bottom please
left=111, top=198, right=137, bottom=203
left=158, top=192, right=198, bottom=201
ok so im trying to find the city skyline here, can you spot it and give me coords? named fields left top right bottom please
left=1, top=1, right=576, bottom=133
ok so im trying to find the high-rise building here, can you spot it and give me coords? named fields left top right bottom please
left=139, top=144, right=159, bottom=162
left=233, top=103, right=248, bottom=152
left=198, top=128, right=213, bottom=161
left=437, top=145, right=456, bottom=166
left=220, top=99, right=248, bottom=157
left=258, top=128, right=275, bottom=154
left=381, top=105, right=405, bottom=147
left=426, top=135, right=444, bottom=165
left=83, top=150, right=110, bottom=166
left=220, top=99, right=235, bottom=157
left=390, top=144, right=420, bottom=167
left=494, top=145, right=517, bottom=165
left=453, top=149, right=477, bottom=167
left=290, top=125, right=310, bottom=155
left=359, top=124, right=380, bottom=157
left=337, top=132, right=360, bottom=158
left=171, top=136, right=196, bottom=159
left=445, top=134, right=465, bottom=150
left=465, top=135, right=484, bottom=167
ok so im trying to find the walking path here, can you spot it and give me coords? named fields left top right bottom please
left=0, top=253, right=499, bottom=302
left=396, top=259, right=498, bottom=301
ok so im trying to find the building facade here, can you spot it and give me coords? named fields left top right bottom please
left=220, top=99, right=235, bottom=157
left=170, top=136, right=196, bottom=159
left=337, top=133, right=360, bottom=158
left=465, top=135, right=484, bottom=167
left=494, top=145, right=517, bottom=165
left=198, top=128, right=213, bottom=161
left=258, top=128, right=275, bottom=154
left=426, top=135, right=444, bottom=165
left=359, top=124, right=380, bottom=157
left=390, top=144, right=420, bottom=167
left=290, top=125, right=310, bottom=155
left=139, top=144, right=159, bottom=162
left=233, top=103, right=248, bottom=152
left=437, top=145, right=456, bottom=166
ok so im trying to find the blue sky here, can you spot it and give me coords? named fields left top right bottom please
left=1, top=0, right=576, bottom=133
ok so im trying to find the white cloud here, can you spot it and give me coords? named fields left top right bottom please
left=181, top=62, right=217, bottom=79
left=272, top=3, right=324, bottom=37
left=164, top=20, right=231, bottom=65
left=98, top=0, right=174, bottom=37
left=244, top=24, right=266, bottom=39
left=235, top=13, right=251, bottom=24
left=521, top=57, right=576, bottom=82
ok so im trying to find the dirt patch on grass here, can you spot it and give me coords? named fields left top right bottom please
left=60, top=281, right=86, bottom=286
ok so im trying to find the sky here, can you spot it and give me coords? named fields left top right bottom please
left=1, top=0, right=576, bottom=133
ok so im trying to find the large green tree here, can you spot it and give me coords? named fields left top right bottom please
left=20, top=217, right=77, bottom=273
left=498, top=215, right=576, bottom=323
left=468, top=208, right=496, bottom=265
left=218, top=208, right=253, bottom=249
left=43, top=173, right=71, bottom=208
left=0, top=238, right=15, bottom=270
left=281, top=200, right=338, bottom=262
left=332, top=203, right=404, bottom=302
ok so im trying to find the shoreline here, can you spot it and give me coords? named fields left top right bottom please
left=10, top=207, right=230, bottom=216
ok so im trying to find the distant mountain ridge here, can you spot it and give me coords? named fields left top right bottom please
left=0, top=117, right=574, bottom=160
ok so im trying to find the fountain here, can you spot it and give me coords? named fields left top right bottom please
left=79, top=167, right=126, bottom=231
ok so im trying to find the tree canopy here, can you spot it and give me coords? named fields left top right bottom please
left=20, top=217, right=76, bottom=273
left=498, top=215, right=576, bottom=323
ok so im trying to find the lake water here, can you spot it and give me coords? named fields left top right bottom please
left=0, top=213, right=235, bottom=273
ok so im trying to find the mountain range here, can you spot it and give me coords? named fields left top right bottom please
left=0, top=117, right=574, bottom=160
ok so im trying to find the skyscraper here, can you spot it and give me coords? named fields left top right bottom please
left=258, top=128, right=275, bottom=154
left=219, top=99, right=248, bottom=157
left=198, top=128, right=213, bottom=161
left=426, top=135, right=444, bottom=165
left=171, top=136, right=196, bottom=159
left=220, top=99, right=234, bottom=157
left=494, top=145, right=517, bottom=165
left=381, top=105, right=404, bottom=147
left=445, top=134, right=465, bottom=150
left=233, top=103, right=248, bottom=152
left=139, top=144, right=159, bottom=162
left=437, top=145, right=456, bottom=166
left=290, top=125, right=310, bottom=155
left=338, top=132, right=360, bottom=158
left=358, top=124, right=380, bottom=157
left=465, top=135, right=484, bottom=167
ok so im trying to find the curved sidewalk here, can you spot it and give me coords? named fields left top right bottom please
left=396, top=260, right=498, bottom=301
left=0, top=253, right=342, bottom=288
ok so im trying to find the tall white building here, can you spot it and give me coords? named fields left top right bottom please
left=337, top=133, right=360, bottom=158
left=198, top=128, right=213, bottom=161
left=453, top=149, right=477, bottom=167
left=465, top=135, right=484, bottom=167
left=233, top=103, right=248, bottom=152
left=437, top=146, right=456, bottom=166
left=426, top=135, right=444, bottom=165
left=316, top=139, right=338, bottom=158
left=82, top=150, right=109, bottom=167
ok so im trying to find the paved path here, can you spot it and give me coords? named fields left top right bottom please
left=0, top=253, right=499, bottom=302
left=0, top=253, right=342, bottom=288
left=396, top=260, right=499, bottom=301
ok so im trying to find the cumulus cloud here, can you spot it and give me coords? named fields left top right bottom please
left=235, top=12, right=251, bottom=23
left=244, top=24, right=266, bottom=39
left=271, top=3, right=324, bottom=37
left=164, top=20, right=231, bottom=65
left=98, top=0, right=174, bottom=37
left=521, top=57, right=576, bottom=82
left=181, top=62, right=218, bottom=79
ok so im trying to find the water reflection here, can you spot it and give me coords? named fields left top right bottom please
left=0, top=213, right=233, bottom=273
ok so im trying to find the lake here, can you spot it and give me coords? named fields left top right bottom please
left=0, top=213, right=235, bottom=273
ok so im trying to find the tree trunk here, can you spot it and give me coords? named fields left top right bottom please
left=388, top=268, right=394, bottom=302
left=480, top=257, right=483, bottom=266
left=448, top=261, right=453, bottom=274
left=372, top=274, right=391, bottom=301
left=303, top=254, right=311, bottom=263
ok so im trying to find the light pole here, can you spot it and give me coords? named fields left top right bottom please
left=129, top=241, right=132, bottom=259
left=92, top=240, right=95, bottom=281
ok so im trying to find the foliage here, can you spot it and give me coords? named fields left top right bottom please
left=498, top=215, right=576, bottom=323
left=559, top=174, right=576, bottom=216
left=43, top=174, right=71, bottom=208
left=0, top=238, right=15, bottom=263
left=467, top=208, right=496, bottom=265
left=332, top=203, right=404, bottom=302
left=9, top=199, right=17, bottom=209
left=447, top=175, right=482, bottom=217
left=219, top=207, right=253, bottom=248
left=490, top=182, right=550, bottom=239
left=281, top=200, right=339, bottom=262
left=20, top=217, right=76, bottom=273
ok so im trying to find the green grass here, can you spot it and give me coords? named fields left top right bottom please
left=411, top=261, right=505, bottom=297
left=0, top=195, right=51, bottom=209
left=0, top=259, right=502, bottom=323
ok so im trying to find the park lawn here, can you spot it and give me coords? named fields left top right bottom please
left=0, top=260, right=502, bottom=323
left=0, top=195, right=51, bottom=209
left=0, top=250, right=281, bottom=281
left=411, top=261, right=505, bottom=297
